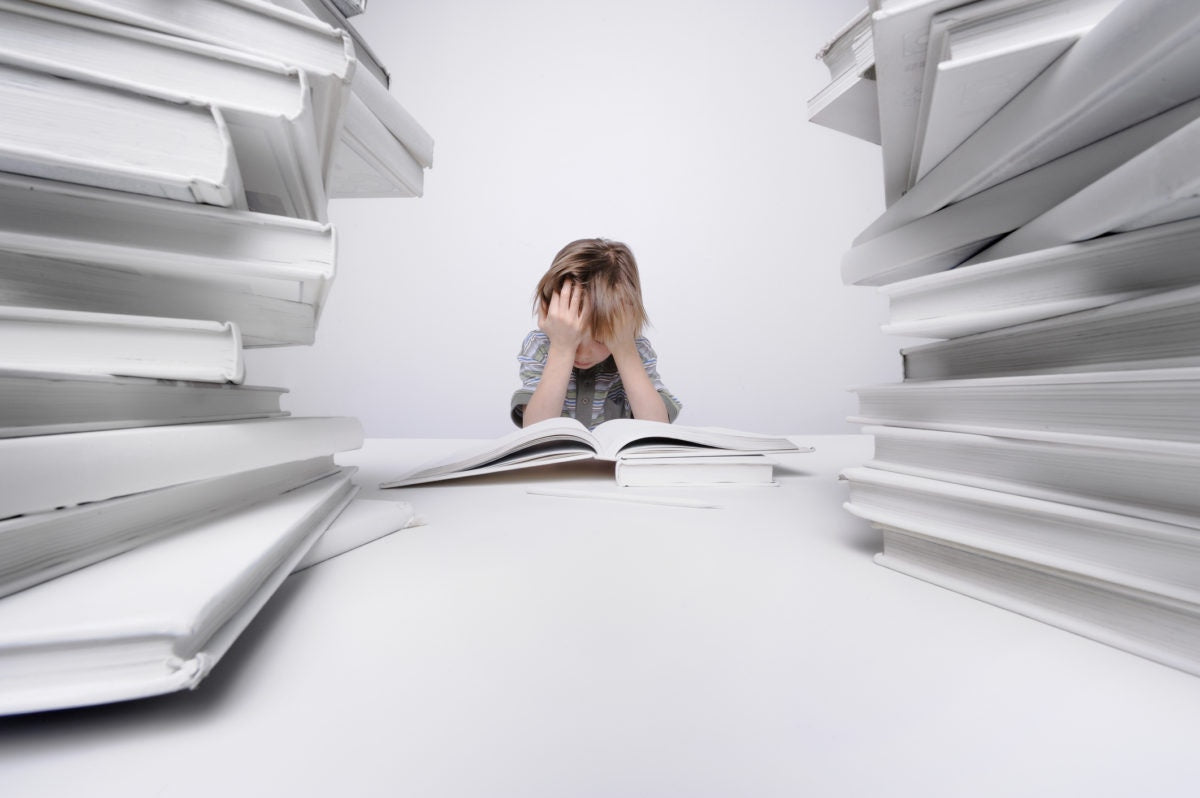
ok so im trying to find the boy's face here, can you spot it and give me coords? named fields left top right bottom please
left=573, top=336, right=611, bottom=370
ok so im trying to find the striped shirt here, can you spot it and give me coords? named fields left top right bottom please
left=510, top=330, right=682, bottom=429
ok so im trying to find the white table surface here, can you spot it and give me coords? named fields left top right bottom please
left=3, top=434, right=1200, bottom=797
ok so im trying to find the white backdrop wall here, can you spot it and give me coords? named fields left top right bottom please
left=245, top=0, right=922, bottom=438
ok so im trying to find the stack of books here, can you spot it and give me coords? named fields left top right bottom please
left=812, top=0, right=1200, bottom=676
left=0, top=0, right=430, bottom=716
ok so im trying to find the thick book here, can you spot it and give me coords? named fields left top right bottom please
left=857, top=0, right=1200, bottom=239
left=0, top=306, right=245, bottom=383
left=840, top=95, right=1200, bottom=285
left=871, top=524, right=1200, bottom=678
left=0, top=469, right=356, bottom=716
left=0, top=173, right=335, bottom=346
left=0, top=249, right=321, bottom=348
left=843, top=465, right=1200, bottom=597
left=44, top=0, right=357, bottom=183
left=879, top=215, right=1200, bottom=339
left=379, top=417, right=805, bottom=488
left=0, top=0, right=326, bottom=220
left=0, top=414, right=364, bottom=519
left=965, top=113, right=1200, bottom=265
left=615, top=453, right=777, bottom=487
left=911, top=0, right=1118, bottom=184
left=863, top=424, right=1200, bottom=529
left=0, top=370, right=286, bottom=438
left=0, top=456, right=338, bottom=599
left=0, top=57, right=242, bottom=205
left=850, top=367, right=1200, bottom=445
left=900, top=284, right=1200, bottom=380
left=272, top=0, right=390, bottom=87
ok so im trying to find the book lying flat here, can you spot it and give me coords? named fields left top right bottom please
left=879, top=215, right=1200, bottom=339
left=872, top=524, right=1200, bottom=678
left=0, top=305, right=244, bottom=383
left=0, top=369, right=286, bottom=438
left=0, top=58, right=242, bottom=205
left=843, top=465, right=1200, bottom=597
left=615, top=453, right=778, bottom=487
left=850, top=367, right=1200, bottom=446
left=0, top=456, right=338, bottom=599
left=0, top=469, right=356, bottom=717
left=0, top=414, right=363, bottom=519
left=0, top=173, right=335, bottom=346
left=863, top=424, right=1200, bottom=530
left=900, top=284, right=1200, bottom=380
left=0, top=249, right=320, bottom=348
left=379, top=417, right=805, bottom=488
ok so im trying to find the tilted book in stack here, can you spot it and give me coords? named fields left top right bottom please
left=815, top=0, right=1200, bottom=676
left=0, top=0, right=432, bottom=715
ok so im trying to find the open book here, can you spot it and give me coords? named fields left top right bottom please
left=379, top=417, right=808, bottom=488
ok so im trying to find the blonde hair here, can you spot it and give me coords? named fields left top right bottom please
left=533, top=238, right=649, bottom=342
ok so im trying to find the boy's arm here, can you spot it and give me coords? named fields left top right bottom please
left=522, top=282, right=586, bottom=427
left=606, top=320, right=670, bottom=424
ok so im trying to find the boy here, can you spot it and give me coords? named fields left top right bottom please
left=510, top=238, right=681, bottom=430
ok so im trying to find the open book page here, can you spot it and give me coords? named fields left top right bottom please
left=591, top=419, right=808, bottom=459
left=380, top=417, right=600, bottom=486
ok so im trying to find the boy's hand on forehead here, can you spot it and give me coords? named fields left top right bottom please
left=538, top=280, right=589, bottom=352
left=599, top=307, right=638, bottom=354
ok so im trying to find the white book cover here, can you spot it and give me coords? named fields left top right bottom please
left=0, top=414, right=364, bottom=519
left=0, top=456, right=337, bottom=598
left=0, top=306, right=244, bottom=383
left=0, top=0, right=327, bottom=220
left=879, top=215, right=1200, bottom=339
left=0, top=470, right=356, bottom=716
left=911, top=0, right=1118, bottom=184
left=850, top=367, right=1200, bottom=446
left=856, top=0, right=1200, bottom=241
left=0, top=59, right=243, bottom=205
left=0, top=174, right=335, bottom=334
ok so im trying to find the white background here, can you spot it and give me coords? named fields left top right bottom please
left=245, top=0, right=925, bottom=437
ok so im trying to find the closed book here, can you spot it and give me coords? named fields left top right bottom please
left=0, top=415, right=364, bottom=519
left=0, top=456, right=338, bottom=598
left=0, top=370, right=286, bottom=437
left=850, top=367, right=1200, bottom=445
left=615, top=453, right=777, bottom=487
left=0, top=306, right=244, bottom=383
left=0, top=470, right=356, bottom=716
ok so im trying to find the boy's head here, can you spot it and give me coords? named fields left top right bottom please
left=533, top=238, right=649, bottom=342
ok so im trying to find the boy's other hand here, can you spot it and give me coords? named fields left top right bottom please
left=601, top=308, right=638, bottom=356
left=539, top=281, right=589, bottom=352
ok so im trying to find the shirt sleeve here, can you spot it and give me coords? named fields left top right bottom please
left=635, top=337, right=683, bottom=423
left=510, top=330, right=550, bottom=427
